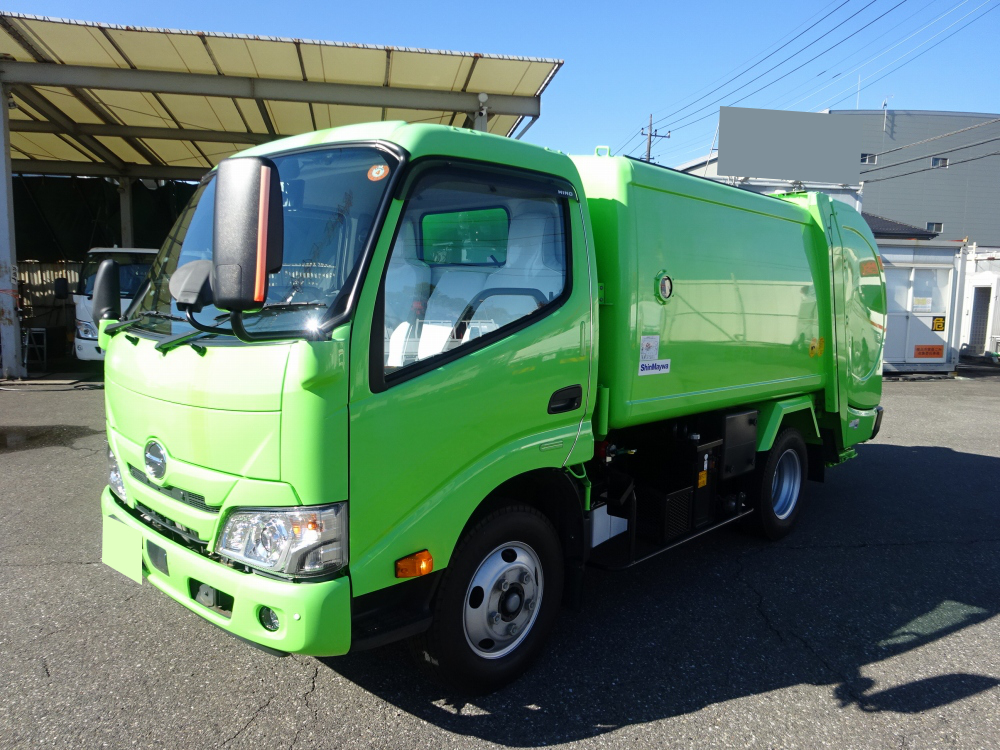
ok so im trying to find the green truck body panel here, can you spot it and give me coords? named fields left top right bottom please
left=98, top=122, right=883, bottom=656
left=571, top=156, right=836, bottom=431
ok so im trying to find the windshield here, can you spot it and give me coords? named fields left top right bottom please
left=79, top=252, right=154, bottom=297
left=130, top=146, right=399, bottom=336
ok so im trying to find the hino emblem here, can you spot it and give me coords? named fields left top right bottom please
left=144, top=441, right=167, bottom=480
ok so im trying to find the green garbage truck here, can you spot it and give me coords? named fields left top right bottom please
left=96, top=121, right=885, bottom=692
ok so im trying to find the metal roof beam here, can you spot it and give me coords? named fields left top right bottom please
left=11, top=85, right=125, bottom=171
left=0, top=61, right=541, bottom=118
left=10, top=120, right=273, bottom=145
left=11, top=158, right=208, bottom=181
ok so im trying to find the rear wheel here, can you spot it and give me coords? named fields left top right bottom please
left=412, top=504, right=563, bottom=693
left=752, top=428, right=808, bottom=540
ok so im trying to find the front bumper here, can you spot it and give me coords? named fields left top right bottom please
left=75, top=334, right=104, bottom=361
left=100, top=487, right=352, bottom=656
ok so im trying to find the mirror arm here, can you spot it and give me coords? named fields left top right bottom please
left=229, top=310, right=327, bottom=343
left=185, top=309, right=235, bottom=336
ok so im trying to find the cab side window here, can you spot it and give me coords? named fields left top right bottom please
left=381, top=167, right=569, bottom=377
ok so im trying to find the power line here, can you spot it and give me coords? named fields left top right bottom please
left=647, top=0, right=853, bottom=130
left=861, top=131, right=1000, bottom=174
left=871, top=117, right=1000, bottom=157
left=662, top=0, right=911, bottom=136
left=647, top=0, right=845, bottom=119
left=650, top=0, right=959, bottom=162
left=818, top=0, right=999, bottom=110
left=863, top=134, right=1000, bottom=172
left=615, top=1, right=846, bottom=156
left=863, top=149, right=1000, bottom=182
left=768, top=0, right=966, bottom=111
left=653, top=0, right=891, bottom=133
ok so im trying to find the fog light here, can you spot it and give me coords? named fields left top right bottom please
left=259, top=606, right=280, bottom=632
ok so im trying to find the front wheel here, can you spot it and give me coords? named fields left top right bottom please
left=752, top=428, right=808, bottom=540
left=412, top=504, right=564, bottom=693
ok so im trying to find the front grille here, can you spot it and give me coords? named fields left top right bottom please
left=128, top=464, right=217, bottom=514
left=110, top=490, right=211, bottom=555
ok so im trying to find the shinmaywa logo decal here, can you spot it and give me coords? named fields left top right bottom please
left=638, top=359, right=671, bottom=375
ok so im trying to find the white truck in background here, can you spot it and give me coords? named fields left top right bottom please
left=74, top=248, right=156, bottom=360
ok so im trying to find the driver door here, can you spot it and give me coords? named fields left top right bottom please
left=347, top=161, right=593, bottom=597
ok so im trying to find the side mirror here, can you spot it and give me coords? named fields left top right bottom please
left=92, top=259, right=121, bottom=321
left=168, top=259, right=214, bottom=313
left=53, top=277, right=69, bottom=300
left=212, top=156, right=283, bottom=311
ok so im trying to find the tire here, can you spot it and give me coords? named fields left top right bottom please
left=411, top=504, right=564, bottom=693
left=752, top=428, right=808, bottom=540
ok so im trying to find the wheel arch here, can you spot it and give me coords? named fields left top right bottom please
left=755, top=396, right=820, bottom=452
left=459, top=468, right=587, bottom=567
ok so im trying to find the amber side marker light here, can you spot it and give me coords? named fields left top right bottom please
left=396, top=550, right=433, bottom=578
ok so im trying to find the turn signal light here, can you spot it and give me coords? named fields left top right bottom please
left=395, top=550, right=433, bottom=578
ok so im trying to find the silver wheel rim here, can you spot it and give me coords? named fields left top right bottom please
left=771, top=448, right=802, bottom=520
left=463, top=541, right=543, bottom=660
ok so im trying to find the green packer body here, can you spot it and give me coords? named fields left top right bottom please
left=98, top=122, right=885, bottom=664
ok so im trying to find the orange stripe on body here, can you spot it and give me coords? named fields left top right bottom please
left=254, top=166, right=270, bottom=303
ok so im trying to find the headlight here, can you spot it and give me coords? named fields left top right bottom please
left=76, top=319, right=98, bottom=340
left=216, top=503, right=347, bottom=577
left=108, top=447, right=127, bottom=501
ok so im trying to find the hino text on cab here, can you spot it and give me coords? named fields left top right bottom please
left=96, top=122, right=886, bottom=692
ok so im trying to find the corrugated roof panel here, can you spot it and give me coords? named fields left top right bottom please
left=301, top=45, right=385, bottom=86
left=11, top=132, right=94, bottom=161
left=383, top=109, right=451, bottom=127
left=467, top=58, right=533, bottom=96
left=0, top=23, right=33, bottom=60
left=265, top=100, right=314, bottom=136
left=313, top=104, right=382, bottom=131
left=245, top=38, right=307, bottom=80
left=194, top=142, right=244, bottom=166
left=105, top=29, right=217, bottom=74
left=489, top=115, right=519, bottom=137
left=0, top=13, right=560, bottom=177
left=87, top=89, right=174, bottom=128
left=513, top=61, right=557, bottom=97
left=389, top=51, right=471, bottom=91
left=233, top=99, right=269, bottom=134
left=18, top=17, right=127, bottom=67
left=33, top=87, right=104, bottom=124
left=157, top=94, right=249, bottom=133
left=94, top=136, right=151, bottom=165
left=207, top=37, right=301, bottom=80
left=137, top=138, right=208, bottom=168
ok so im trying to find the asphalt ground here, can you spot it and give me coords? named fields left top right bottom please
left=1, top=371, right=998, bottom=749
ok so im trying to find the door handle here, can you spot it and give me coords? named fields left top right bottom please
left=548, top=385, right=583, bottom=414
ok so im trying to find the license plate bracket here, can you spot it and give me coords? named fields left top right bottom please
left=102, top=515, right=143, bottom=584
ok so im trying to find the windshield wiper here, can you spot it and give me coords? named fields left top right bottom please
left=155, top=328, right=220, bottom=353
left=106, top=310, right=187, bottom=336
left=257, top=301, right=329, bottom=312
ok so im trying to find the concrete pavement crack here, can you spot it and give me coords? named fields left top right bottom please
left=734, top=554, right=866, bottom=705
left=220, top=696, right=273, bottom=747
left=287, top=660, right=320, bottom=750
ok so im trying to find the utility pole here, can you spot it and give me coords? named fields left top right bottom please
left=640, top=114, right=670, bottom=162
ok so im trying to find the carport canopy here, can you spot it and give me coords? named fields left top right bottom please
left=0, top=12, right=562, bottom=377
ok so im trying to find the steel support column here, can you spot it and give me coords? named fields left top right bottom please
left=119, top=177, right=134, bottom=248
left=0, top=84, right=25, bottom=378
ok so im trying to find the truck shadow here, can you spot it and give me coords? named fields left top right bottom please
left=321, top=443, right=1000, bottom=746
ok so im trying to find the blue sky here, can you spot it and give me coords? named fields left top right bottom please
left=7, top=0, right=999, bottom=165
